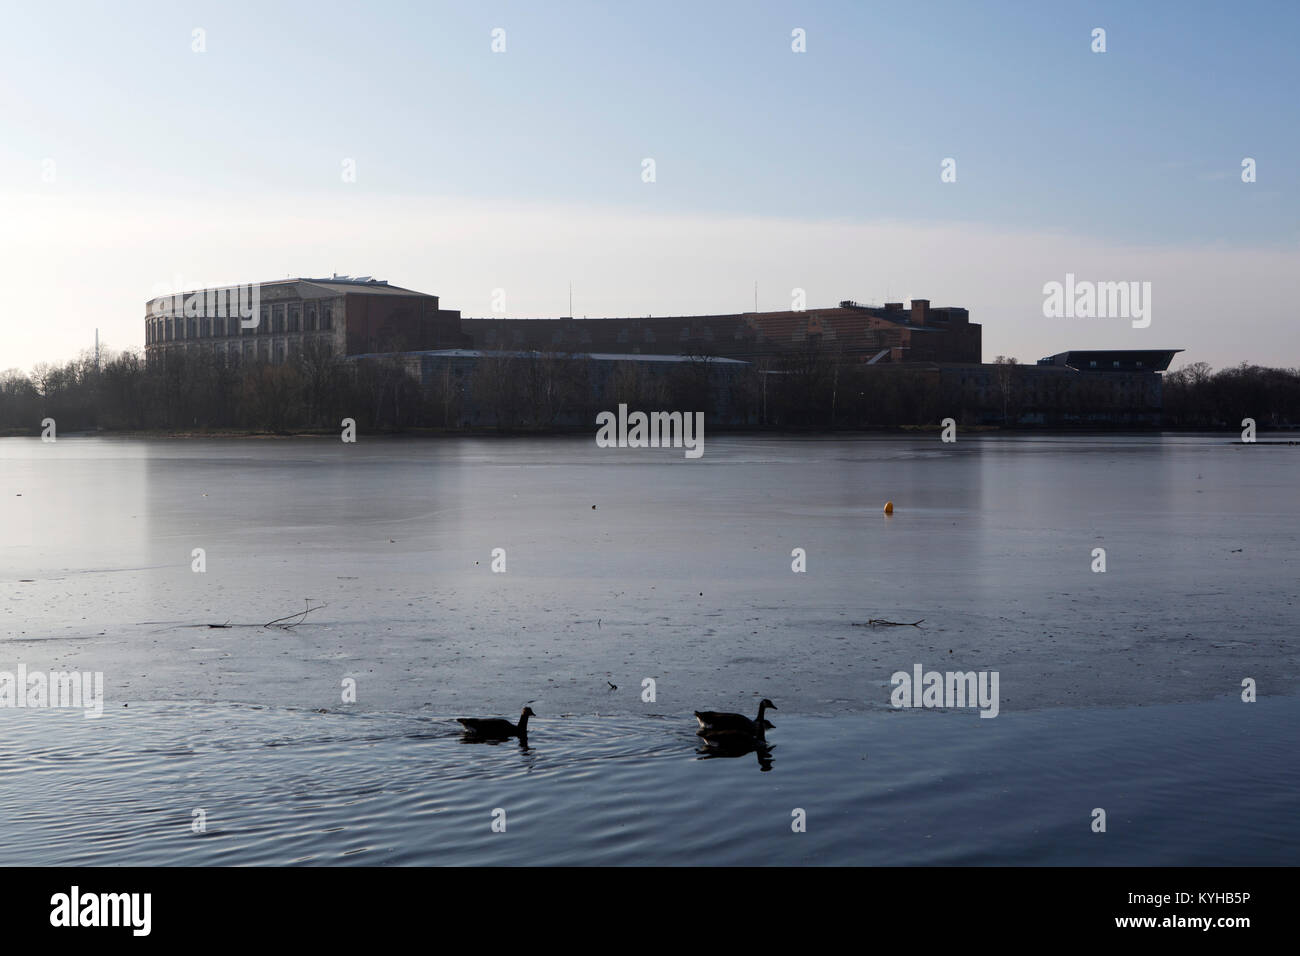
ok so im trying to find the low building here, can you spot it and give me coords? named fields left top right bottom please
left=935, top=349, right=1183, bottom=425
left=348, top=349, right=754, bottom=427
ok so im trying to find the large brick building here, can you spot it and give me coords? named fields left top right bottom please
left=145, top=279, right=978, bottom=367
left=144, top=276, right=466, bottom=366
left=140, top=277, right=1182, bottom=425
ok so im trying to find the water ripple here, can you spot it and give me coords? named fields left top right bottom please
left=1, top=698, right=1296, bottom=865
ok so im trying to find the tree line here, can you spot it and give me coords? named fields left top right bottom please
left=1161, top=362, right=1300, bottom=428
left=2, top=344, right=1297, bottom=434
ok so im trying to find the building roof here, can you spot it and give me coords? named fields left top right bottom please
left=295, top=278, right=432, bottom=297
left=1037, top=350, right=1183, bottom=371
left=145, top=276, right=432, bottom=310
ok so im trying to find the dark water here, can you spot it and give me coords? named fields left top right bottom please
left=1, top=696, right=1295, bottom=866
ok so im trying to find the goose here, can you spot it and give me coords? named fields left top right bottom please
left=457, top=706, right=534, bottom=739
left=695, top=698, right=776, bottom=736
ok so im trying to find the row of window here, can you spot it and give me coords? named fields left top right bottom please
left=146, top=301, right=334, bottom=344
left=148, top=339, right=334, bottom=363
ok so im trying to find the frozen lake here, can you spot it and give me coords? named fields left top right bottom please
left=2, top=434, right=1298, bottom=863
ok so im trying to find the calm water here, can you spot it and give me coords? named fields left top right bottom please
left=2, top=434, right=1298, bottom=864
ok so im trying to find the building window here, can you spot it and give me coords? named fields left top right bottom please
left=320, top=304, right=332, bottom=330
left=306, top=305, right=317, bottom=331
left=273, top=305, right=284, bottom=333
left=288, top=304, right=301, bottom=332
left=1089, top=360, right=1097, bottom=368
left=260, top=307, right=270, bottom=334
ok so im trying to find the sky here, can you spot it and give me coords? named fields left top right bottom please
left=1, top=0, right=1296, bottom=373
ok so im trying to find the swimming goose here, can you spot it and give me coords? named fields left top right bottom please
left=457, top=706, right=534, bottom=739
left=695, top=699, right=776, bottom=736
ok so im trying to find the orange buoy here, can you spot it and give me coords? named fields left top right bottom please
left=883, top=501, right=894, bottom=515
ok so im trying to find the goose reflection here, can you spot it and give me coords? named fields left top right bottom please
left=457, top=733, right=532, bottom=752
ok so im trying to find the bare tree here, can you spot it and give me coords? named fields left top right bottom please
left=993, top=355, right=1021, bottom=424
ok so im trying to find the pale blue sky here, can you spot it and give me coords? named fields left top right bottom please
left=1, top=0, right=1296, bottom=370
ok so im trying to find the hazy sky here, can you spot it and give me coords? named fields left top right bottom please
left=1, top=0, right=1296, bottom=373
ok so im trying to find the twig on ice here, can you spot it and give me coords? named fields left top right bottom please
left=264, top=600, right=325, bottom=629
